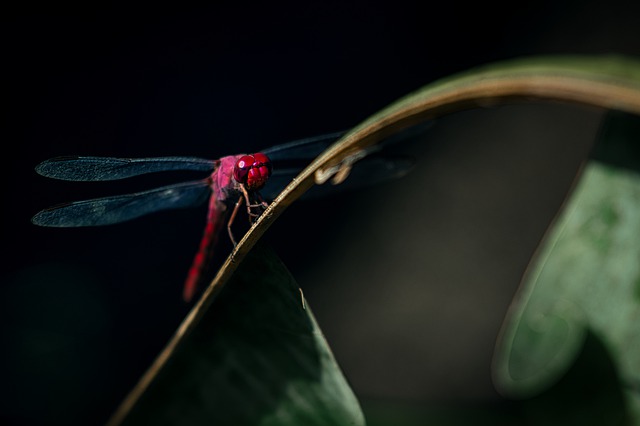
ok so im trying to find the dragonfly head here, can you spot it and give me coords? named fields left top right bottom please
left=233, top=152, right=273, bottom=191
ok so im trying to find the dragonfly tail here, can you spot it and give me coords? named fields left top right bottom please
left=183, top=198, right=227, bottom=302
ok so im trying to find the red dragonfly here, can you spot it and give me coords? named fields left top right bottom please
left=32, top=132, right=413, bottom=301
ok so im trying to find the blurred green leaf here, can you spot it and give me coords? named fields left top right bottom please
left=493, top=112, right=640, bottom=421
left=111, top=244, right=364, bottom=426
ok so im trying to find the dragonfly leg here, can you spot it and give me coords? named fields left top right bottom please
left=227, top=195, right=243, bottom=246
left=254, top=191, right=269, bottom=209
left=240, top=186, right=268, bottom=223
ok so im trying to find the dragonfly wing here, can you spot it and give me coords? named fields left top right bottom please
left=260, top=121, right=433, bottom=199
left=260, top=123, right=433, bottom=198
left=32, top=180, right=211, bottom=227
left=260, top=156, right=414, bottom=200
left=35, top=156, right=216, bottom=181
left=316, top=156, right=415, bottom=196
left=261, top=132, right=345, bottom=162
left=261, top=123, right=433, bottom=163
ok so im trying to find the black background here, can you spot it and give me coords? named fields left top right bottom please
left=3, top=3, right=640, bottom=425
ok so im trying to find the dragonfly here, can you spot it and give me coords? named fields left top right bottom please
left=32, top=131, right=414, bottom=302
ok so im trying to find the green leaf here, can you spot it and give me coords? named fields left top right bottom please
left=493, top=111, right=640, bottom=420
left=109, top=55, right=640, bottom=424
left=109, top=244, right=364, bottom=426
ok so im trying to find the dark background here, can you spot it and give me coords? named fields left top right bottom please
left=3, top=3, right=640, bottom=425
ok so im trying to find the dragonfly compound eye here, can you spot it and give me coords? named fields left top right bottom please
left=233, top=153, right=273, bottom=190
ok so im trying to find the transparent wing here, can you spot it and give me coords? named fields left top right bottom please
left=35, top=156, right=216, bottom=181
left=261, top=156, right=414, bottom=200
left=32, top=180, right=211, bottom=227
left=259, top=125, right=432, bottom=199
left=261, top=123, right=432, bottom=163
left=262, top=132, right=345, bottom=162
